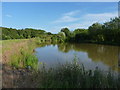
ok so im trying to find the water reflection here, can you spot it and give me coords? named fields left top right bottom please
left=35, top=43, right=120, bottom=72
left=118, top=47, right=120, bottom=67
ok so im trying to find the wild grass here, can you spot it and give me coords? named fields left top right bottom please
left=10, top=47, right=38, bottom=70
left=37, top=59, right=120, bottom=88
left=2, top=38, right=39, bottom=70
left=2, top=37, right=53, bottom=69
left=2, top=39, right=28, bottom=53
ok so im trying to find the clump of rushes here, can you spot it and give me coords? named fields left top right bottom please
left=10, top=39, right=39, bottom=70
left=38, top=59, right=120, bottom=88
left=10, top=47, right=38, bottom=70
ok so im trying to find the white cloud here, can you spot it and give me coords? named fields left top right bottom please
left=63, top=10, right=80, bottom=16
left=67, top=11, right=118, bottom=29
left=5, top=14, right=12, bottom=18
left=84, top=12, right=118, bottom=23
left=60, top=21, right=97, bottom=31
left=68, top=12, right=118, bottom=29
left=50, top=11, right=118, bottom=33
left=52, top=10, right=80, bottom=23
left=53, top=10, right=117, bottom=24
left=53, top=16, right=80, bottom=23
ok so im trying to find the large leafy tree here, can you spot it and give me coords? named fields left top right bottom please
left=103, top=17, right=120, bottom=30
left=61, top=28, right=71, bottom=37
left=88, top=23, right=103, bottom=41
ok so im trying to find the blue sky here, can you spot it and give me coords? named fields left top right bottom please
left=2, top=2, right=118, bottom=33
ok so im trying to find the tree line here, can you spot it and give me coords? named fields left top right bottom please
left=1, top=17, right=120, bottom=45
left=1, top=27, right=52, bottom=40
left=60, top=17, right=120, bottom=45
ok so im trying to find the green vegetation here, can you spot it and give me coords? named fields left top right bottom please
left=2, top=39, right=28, bottom=53
left=2, top=17, right=120, bottom=88
left=2, top=39, right=40, bottom=69
left=2, top=39, right=120, bottom=88
left=1, top=27, right=50, bottom=40
left=2, top=38, right=60, bottom=70
left=34, top=59, right=120, bottom=88
left=60, top=17, right=120, bottom=45
left=10, top=42, right=38, bottom=69
left=1, top=17, right=120, bottom=45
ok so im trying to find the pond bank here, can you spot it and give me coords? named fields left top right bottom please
left=2, top=64, right=37, bottom=88
left=2, top=39, right=120, bottom=88
left=2, top=39, right=39, bottom=88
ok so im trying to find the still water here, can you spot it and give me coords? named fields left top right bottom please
left=35, top=43, right=120, bottom=72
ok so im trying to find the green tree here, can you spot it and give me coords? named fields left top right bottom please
left=88, top=23, right=103, bottom=41
left=61, top=28, right=71, bottom=37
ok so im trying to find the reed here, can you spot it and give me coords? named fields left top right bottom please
left=37, top=59, right=120, bottom=88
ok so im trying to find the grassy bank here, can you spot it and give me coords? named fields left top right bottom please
left=2, top=38, right=40, bottom=69
left=2, top=38, right=44, bottom=88
left=2, top=39, right=120, bottom=88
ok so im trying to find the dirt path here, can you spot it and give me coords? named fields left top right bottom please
left=2, top=64, right=39, bottom=88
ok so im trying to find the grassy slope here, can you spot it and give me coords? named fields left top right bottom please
left=2, top=38, right=39, bottom=69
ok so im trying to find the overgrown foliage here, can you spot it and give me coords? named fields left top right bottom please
left=38, top=59, right=120, bottom=88
left=60, top=17, right=120, bottom=45
left=1, top=27, right=50, bottom=40
left=2, top=39, right=40, bottom=70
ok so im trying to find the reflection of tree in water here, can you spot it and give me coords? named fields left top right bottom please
left=118, top=47, right=120, bottom=68
left=57, top=43, right=120, bottom=72
left=57, top=43, right=73, bottom=53
left=37, top=42, right=52, bottom=48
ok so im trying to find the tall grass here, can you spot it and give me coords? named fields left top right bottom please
left=11, top=39, right=40, bottom=70
left=37, top=59, right=120, bottom=88
left=2, top=39, right=28, bottom=53
left=2, top=38, right=39, bottom=70
left=2, top=38, right=53, bottom=70
left=10, top=47, right=38, bottom=70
